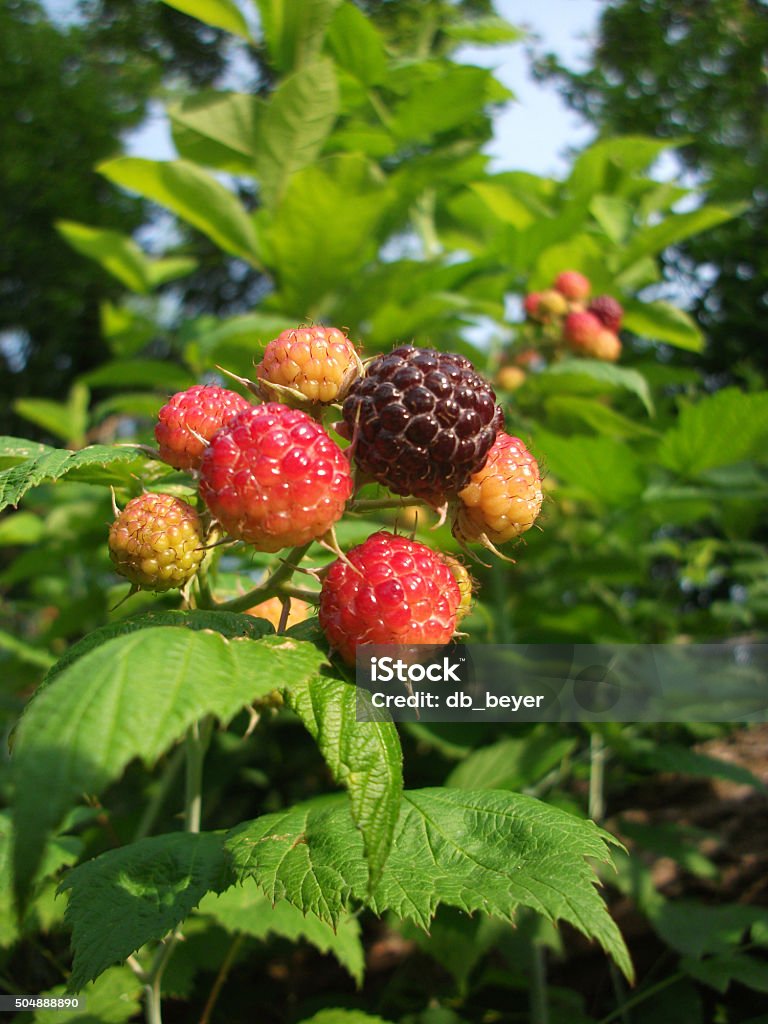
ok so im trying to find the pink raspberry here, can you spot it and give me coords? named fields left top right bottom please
left=588, top=295, right=624, bottom=332
left=318, top=532, right=461, bottom=665
left=555, top=270, right=591, bottom=301
left=155, top=385, right=251, bottom=471
left=199, top=404, right=352, bottom=552
left=563, top=310, right=604, bottom=351
left=590, top=329, right=622, bottom=362
left=523, top=292, right=543, bottom=319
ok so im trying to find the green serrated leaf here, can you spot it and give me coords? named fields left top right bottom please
left=198, top=875, right=364, bottom=983
left=98, top=158, right=261, bottom=265
left=0, top=436, right=55, bottom=469
left=544, top=396, right=659, bottom=440
left=160, top=0, right=251, bottom=39
left=226, top=788, right=633, bottom=981
left=61, top=832, right=232, bottom=990
left=44, top=609, right=274, bottom=685
left=286, top=675, right=403, bottom=884
left=0, top=445, right=146, bottom=513
left=533, top=431, right=645, bottom=506
left=658, top=389, right=768, bottom=477
left=12, top=628, right=328, bottom=908
left=32, top=967, right=143, bottom=1022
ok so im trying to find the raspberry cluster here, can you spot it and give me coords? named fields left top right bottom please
left=521, top=270, right=624, bottom=364
left=109, top=324, right=543, bottom=666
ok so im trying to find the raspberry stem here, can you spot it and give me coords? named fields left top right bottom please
left=214, top=543, right=313, bottom=613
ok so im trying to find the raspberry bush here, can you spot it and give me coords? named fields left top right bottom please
left=2, top=3, right=765, bottom=1024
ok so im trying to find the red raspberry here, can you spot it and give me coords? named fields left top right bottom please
left=199, top=404, right=352, bottom=552
left=523, top=292, right=542, bottom=319
left=256, top=326, right=361, bottom=403
left=109, top=492, right=205, bottom=591
left=155, top=385, right=251, bottom=471
left=555, top=270, right=591, bottom=301
left=455, top=433, right=543, bottom=547
left=563, top=310, right=603, bottom=351
left=588, top=295, right=624, bottom=332
left=318, top=532, right=461, bottom=665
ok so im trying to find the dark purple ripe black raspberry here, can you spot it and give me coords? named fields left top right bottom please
left=342, top=346, right=503, bottom=502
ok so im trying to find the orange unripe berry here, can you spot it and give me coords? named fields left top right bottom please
left=256, top=326, right=360, bottom=403
left=455, top=433, right=543, bottom=546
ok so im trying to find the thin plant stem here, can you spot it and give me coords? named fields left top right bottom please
left=143, top=720, right=212, bottom=1024
left=588, top=730, right=606, bottom=823
left=529, top=942, right=549, bottom=1024
left=215, top=543, right=312, bottom=613
left=198, top=934, right=245, bottom=1024
left=133, top=745, right=185, bottom=842
left=596, top=972, right=684, bottom=1024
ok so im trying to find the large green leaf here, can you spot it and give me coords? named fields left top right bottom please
left=56, top=221, right=152, bottom=293
left=169, top=91, right=260, bottom=174
left=0, top=437, right=53, bottom=469
left=44, top=609, right=273, bottom=685
left=623, top=300, right=703, bottom=352
left=256, top=0, right=341, bottom=72
left=567, top=136, right=681, bottom=199
left=60, top=832, right=232, bottom=990
left=538, top=359, right=655, bottom=416
left=620, top=202, right=744, bottom=266
left=256, top=155, right=392, bottom=314
left=0, top=444, right=145, bottom=512
left=255, top=60, right=340, bottom=206
left=325, top=2, right=386, bottom=85
left=226, top=788, right=633, bottom=980
left=443, top=15, right=522, bottom=44
left=32, top=968, right=142, bottom=1023
left=11, top=628, right=328, bottom=906
left=98, top=158, right=261, bottom=265
left=391, top=65, right=493, bottom=143
left=160, top=0, right=252, bottom=39
left=658, top=389, right=768, bottom=477
left=533, top=431, right=645, bottom=506
left=446, top=735, right=577, bottom=791
left=81, top=358, right=194, bottom=391
left=287, top=675, right=402, bottom=884
left=198, top=875, right=364, bottom=983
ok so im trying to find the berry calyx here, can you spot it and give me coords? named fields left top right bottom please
left=256, top=326, right=361, bottom=404
left=563, top=310, right=603, bottom=351
left=588, top=295, right=624, bottom=332
left=199, top=403, right=352, bottom=552
left=342, top=345, right=503, bottom=503
left=109, top=492, right=205, bottom=591
left=455, top=433, right=543, bottom=548
left=318, top=531, right=461, bottom=665
left=555, top=270, right=591, bottom=301
left=155, top=385, right=251, bottom=471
